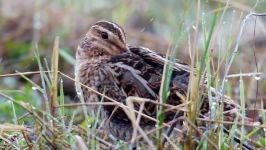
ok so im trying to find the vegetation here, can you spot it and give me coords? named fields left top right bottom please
left=0, top=0, right=266, bottom=149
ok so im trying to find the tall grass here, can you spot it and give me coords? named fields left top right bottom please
left=0, top=1, right=266, bottom=149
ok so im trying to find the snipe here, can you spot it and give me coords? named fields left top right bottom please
left=75, top=20, right=258, bottom=148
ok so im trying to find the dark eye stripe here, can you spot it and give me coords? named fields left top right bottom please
left=90, top=35, right=122, bottom=52
left=95, top=21, right=125, bottom=42
left=93, top=28, right=124, bottom=50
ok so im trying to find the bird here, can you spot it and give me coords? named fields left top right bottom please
left=75, top=20, right=257, bottom=147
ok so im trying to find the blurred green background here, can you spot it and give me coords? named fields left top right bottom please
left=0, top=0, right=266, bottom=123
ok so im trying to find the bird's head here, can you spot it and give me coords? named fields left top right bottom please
left=77, top=20, right=128, bottom=59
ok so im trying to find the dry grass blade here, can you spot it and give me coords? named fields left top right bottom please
left=57, top=102, right=117, bottom=107
left=0, top=93, right=56, bottom=137
left=0, top=124, right=27, bottom=132
left=158, top=44, right=173, bottom=149
left=123, top=96, right=156, bottom=150
left=59, top=71, right=184, bottom=128
left=0, top=135, right=19, bottom=149
left=51, top=36, right=60, bottom=118
left=16, top=71, right=44, bottom=93
left=0, top=92, right=57, bottom=148
left=0, top=71, right=51, bottom=77
left=0, top=71, right=183, bottom=111
left=226, top=72, right=263, bottom=78
left=162, top=133, right=180, bottom=150
left=133, top=117, right=185, bottom=142
left=185, top=118, right=218, bottom=149
left=1, top=70, right=177, bottom=129
left=75, top=125, right=117, bottom=149
left=164, top=101, right=189, bottom=113
left=75, top=135, right=89, bottom=150
left=196, top=118, right=263, bottom=128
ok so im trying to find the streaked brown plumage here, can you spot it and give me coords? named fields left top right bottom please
left=75, top=20, right=255, bottom=143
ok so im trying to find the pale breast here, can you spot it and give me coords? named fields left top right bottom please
left=75, top=58, right=110, bottom=118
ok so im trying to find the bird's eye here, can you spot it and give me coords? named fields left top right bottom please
left=101, top=32, right=108, bottom=39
